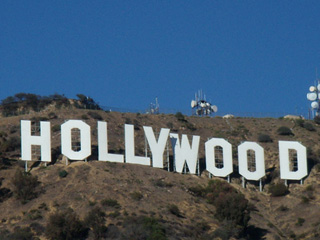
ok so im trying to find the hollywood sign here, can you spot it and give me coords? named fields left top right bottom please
left=20, top=120, right=307, bottom=182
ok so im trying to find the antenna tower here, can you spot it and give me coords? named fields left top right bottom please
left=191, top=90, right=218, bottom=116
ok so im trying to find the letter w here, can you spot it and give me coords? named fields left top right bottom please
left=170, top=133, right=200, bottom=174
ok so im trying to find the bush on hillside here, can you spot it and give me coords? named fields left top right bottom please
left=277, top=126, right=293, bottom=136
left=175, top=112, right=186, bottom=122
left=76, top=94, right=101, bottom=110
left=58, top=170, right=68, bottom=178
left=258, top=134, right=273, bottom=143
left=46, top=208, right=88, bottom=240
left=85, top=207, right=107, bottom=239
left=87, top=111, right=103, bottom=120
left=303, top=122, right=315, bottom=131
left=130, top=191, right=143, bottom=201
left=0, top=136, right=20, bottom=153
left=122, top=216, right=167, bottom=240
left=168, top=204, right=182, bottom=217
left=11, top=169, right=39, bottom=203
left=268, top=183, right=288, bottom=197
left=314, top=116, right=320, bottom=125
left=205, top=180, right=250, bottom=231
left=295, top=118, right=304, bottom=127
left=101, top=198, right=121, bottom=208
left=188, top=180, right=251, bottom=237
left=8, top=226, right=34, bottom=240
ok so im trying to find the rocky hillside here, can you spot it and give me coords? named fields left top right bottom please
left=1, top=103, right=320, bottom=239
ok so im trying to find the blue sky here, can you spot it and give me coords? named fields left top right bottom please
left=1, top=1, right=320, bottom=117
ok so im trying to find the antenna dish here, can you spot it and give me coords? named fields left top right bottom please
left=307, top=93, right=317, bottom=101
left=211, top=105, right=218, bottom=112
left=311, top=101, right=319, bottom=109
left=191, top=100, right=197, bottom=108
left=200, top=100, right=206, bottom=108
left=310, top=86, right=317, bottom=92
left=191, top=90, right=218, bottom=116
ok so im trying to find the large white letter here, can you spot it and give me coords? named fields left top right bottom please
left=125, top=124, right=150, bottom=165
left=170, top=133, right=200, bottom=174
left=21, top=120, right=51, bottom=162
left=61, top=120, right=91, bottom=160
left=279, top=141, right=307, bottom=180
left=238, top=142, right=265, bottom=180
left=143, top=126, right=170, bottom=168
left=98, top=121, right=124, bottom=163
left=205, top=138, right=232, bottom=177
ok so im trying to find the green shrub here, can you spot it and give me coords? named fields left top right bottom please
left=9, top=226, right=34, bottom=240
left=0, top=187, right=12, bottom=202
left=58, top=170, right=68, bottom=178
left=122, top=216, right=167, bottom=240
left=314, top=116, right=320, bottom=124
left=101, top=198, right=121, bottom=208
left=30, top=222, right=45, bottom=236
left=0, top=136, right=20, bottom=152
left=46, top=208, right=88, bottom=240
left=188, top=185, right=206, bottom=197
left=211, top=221, right=242, bottom=239
left=303, top=122, right=315, bottom=131
left=85, top=207, right=107, bottom=239
left=87, top=111, right=103, bottom=120
left=38, top=202, right=48, bottom=210
left=166, top=122, right=174, bottom=129
left=277, top=205, right=289, bottom=211
left=152, top=179, right=173, bottom=188
left=168, top=204, right=181, bottom=217
left=52, top=125, right=60, bottom=132
left=183, top=122, right=196, bottom=131
left=305, top=184, right=314, bottom=191
left=205, top=180, right=250, bottom=231
left=301, top=196, right=310, bottom=204
left=295, top=118, right=304, bottom=127
left=26, top=209, right=42, bottom=220
left=268, top=183, right=288, bottom=197
left=258, top=134, right=273, bottom=143
left=11, top=169, right=39, bottom=203
left=296, top=217, right=305, bottom=226
left=130, top=191, right=143, bottom=201
left=48, top=112, right=57, bottom=119
left=315, top=163, right=320, bottom=172
left=108, top=211, right=121, bottom=218
left=175, top=112, right=186, bottom=122
left=81, top=114, right=89, bottom=120
left=205, top=180, right=236, bottom=204
left=213, top=190, right=250, bottom=229
left=277, top=126, right=293, bottom=136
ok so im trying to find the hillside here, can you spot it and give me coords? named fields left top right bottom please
left=1, top=104, right=320, bottom=239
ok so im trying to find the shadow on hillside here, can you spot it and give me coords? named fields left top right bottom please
left=307, top=156, right=317, bottom=176
left=246, top=225, right=269, bottom=240
left=88, top=145, right=98, bottom=161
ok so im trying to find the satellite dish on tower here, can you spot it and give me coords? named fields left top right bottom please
left=307, top=93, right=317, bottom=101
left=191, top=100, right=197, bottom=108
left=307, top=80, right=320, bottom=117
left=310, top=86, right=317, bottom=92
left=311, top=101, right=319, bottom=109
left=191, top=90, right=218, bottom=116
left=211, top=105, right=218, bottom=112
left=200, top=101, right=206, bottom=108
